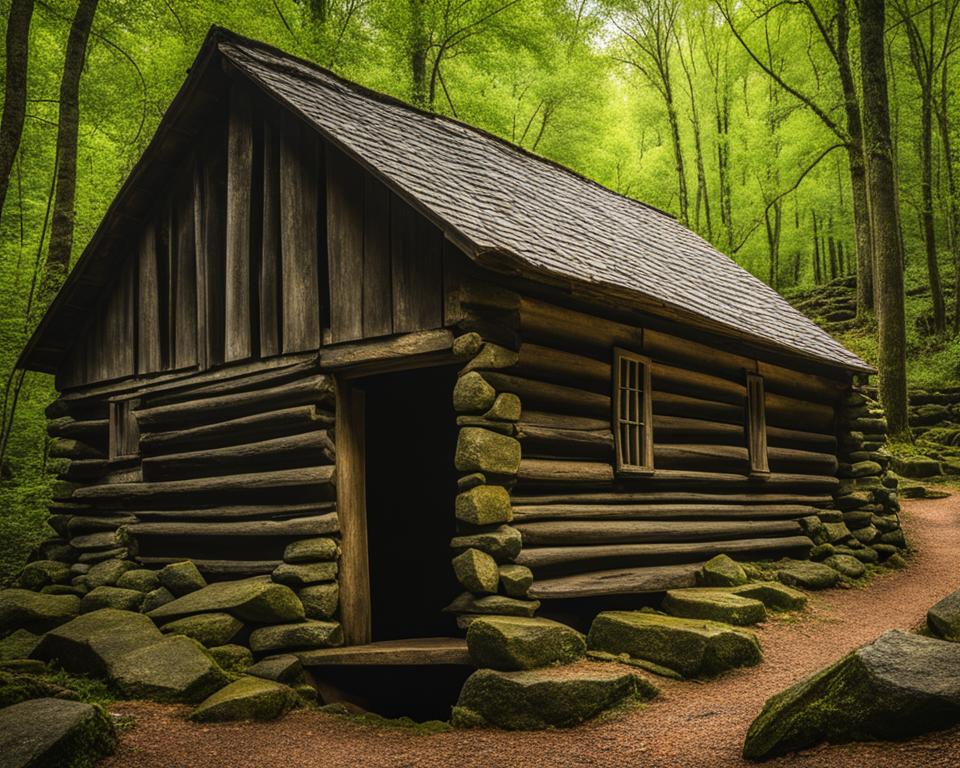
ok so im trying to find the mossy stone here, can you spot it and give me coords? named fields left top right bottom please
left=85, top=559, right=136, bottom=589
left=452, top=332, right=483, bottom=358
left=808, top=543, right=835, bottom=561
left=116, top=569, right=160, bottom=592
left=587, top=611, right=761, bottom=678
left=697, top=554, right=748, bottom=587
left=451, top=525, right=521, bottom=562
left=80, top=586, right=144, bottom=614
left=110, top=635, right=228, bottom=703
left=159, top=561, right=207, bottom=596
left=147, top=577, right=305, bottom=624
left=499, top=564, right=533, bottom=598
left=249, top=620, right=343, bottom=653
left=190, top=676, right=299, bottom=722
left=0, top=588, right=80, bottom=633
left=445, top=592, right=539, bottom=617
left=927, top=588, right=960, bottom=640
left=483, top=393, right=521, bottom=422
left=453, top=372, right=497, bottom=413
left=466, top=616, right=586, bottom=670
left=776, top=560, right=840, bottom=590
left=0, top=698, right=117, bottom=768
left=272, top=562, right=338, bottom=589
left=851, top=525, right=879, bottom=544
left=716, top=582, right=807, bottom=612
left=880, top=529, right=906, bottom=547
left=41, top=585, right=87, bottom=598
left=452, top=548, right=500, bottom=594
left=160, top=612, right=243, bottom=647
left=245, top=655, right=306, bottom=685
left=141, top=587, right=175, bottom=613
left=455, top=485, right=512, bottom=525
left=0, top=669, right=80, bottom=708
left=455, top=428, right=521, bottom=476
left=662, top=589, right=766, bottom=626
left=207, top=644, right=254, bottom=673
left=19, top=560, right=72, bottom=591
left=283, top=538, right=338, bottom=564
left=824, top=554, right=866, bottom=579
left=0, top=629, right=41, bottom=662
left=461, top=342, right=520, bottom=373
left=299, top=583, right=339, bottom=620
left=821, top=522, right=853, bottom=544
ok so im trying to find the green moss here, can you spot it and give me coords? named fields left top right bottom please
left=466, top=616, right=586, bottom=670
left=662, top=589, right=766, bottom=626
left=190, top=676, right=299, bottom=722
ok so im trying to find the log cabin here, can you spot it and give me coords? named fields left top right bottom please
left=18, top=28, right=884, bottom=665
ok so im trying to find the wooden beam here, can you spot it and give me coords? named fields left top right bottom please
left=225, top=83, right=254, bottom=362
left=529, top=563, right=701, bottom=599
left=131, top=502, right=335, bottom=521
left=319, top=330, right=455, bottom=373
left=510, top=503, right=822, bottom=522
left=126, top=513, right=338, bottom=537
left=298, top=638, right=472, bottom=667
left=515, top=519, right=802, bottom=546
left=136, top=557, right=279, bottom=576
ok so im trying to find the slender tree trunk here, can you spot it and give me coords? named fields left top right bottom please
left=812, top=210, right=822, bottom=284
left=829, top=235, right=838, bottom=280
left=663, top=80, right=690, bottom=226
left=43, top=0, right=99, bottom=297
left=408, top=0, right=428, bottom=108
left=936, top=58, right=960, bottom=331
left=765, top=201, right=781, bottom=289
left=677, top=34, right=711, bottom=239
left=0, top=0, right=35, bottom=220
left=860, top=0, right=908, bottom=435
left=920, top=92, right=946, bottom=332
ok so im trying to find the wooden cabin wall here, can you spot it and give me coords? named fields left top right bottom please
left=450, top=283, right=848, bottom=605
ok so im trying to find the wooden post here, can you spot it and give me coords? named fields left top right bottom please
left=335, top=376, right=371, bottom=645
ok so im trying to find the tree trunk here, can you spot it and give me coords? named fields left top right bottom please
left=920, top=93, right=946, bottom=332
left=664, top=82, right=690, bottom=227
left=860, top=0, right=908, bottom=435
left=0, top=0, right=34, bottom=220
left=43, top=0, right=99, bottom=296
left=765, top=201, right=781, bottom=289
left=812, top=210, right=821, bottom=284
left=937, top=57, right=960, bottom=331
left=408, top=0, right=428, bottom=108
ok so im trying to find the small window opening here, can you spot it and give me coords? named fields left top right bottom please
left=746, top=373, right=769, bottom=475
left=613, top=348, right=653, bottom=474
left=109, top=398, right=140, bottom=460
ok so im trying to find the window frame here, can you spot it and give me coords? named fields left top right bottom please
left=108, top=398, right=140, bottom=461
left=613, top=347, right=654, bottom=476
left=745, top=372, right=769, bottom=476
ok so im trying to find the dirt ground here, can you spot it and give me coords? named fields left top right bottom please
left=102, top=493, right=960, bottom=768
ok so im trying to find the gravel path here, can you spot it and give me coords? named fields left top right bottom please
left=103, top=494, right=960, bottom=768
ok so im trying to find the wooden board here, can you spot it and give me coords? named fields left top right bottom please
left=298, top=638, right=472, bottom=667
left=173, top=175, right=198, bottom=369
left=530, top=563, right=701, bottom=598
left=225, top=85, right=254, bottom=362
left=326, top=145, right=364, bottom=343
left=260, top=118, right=281, bottom=357
left=196, top=122, right=227, bottom=370
left=137, top=222, right=162, bottom=374
left=391, top=197, right=442, bottom=332
left=362, top=175, right=392, bottom=337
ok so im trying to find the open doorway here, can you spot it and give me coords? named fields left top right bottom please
left=361, top=364, right=461, bottom=641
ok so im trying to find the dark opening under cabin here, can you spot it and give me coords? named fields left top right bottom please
left=18, top=28, right=902, bottom=683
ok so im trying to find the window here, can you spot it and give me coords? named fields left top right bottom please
left=108, top=399, right=140, bottom=460
left=746, top=373, right=769, bottom=475
left=613, top=348, right=653, bottom=474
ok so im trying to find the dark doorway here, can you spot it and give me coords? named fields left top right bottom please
left=362, top=364, right=461, bottom=641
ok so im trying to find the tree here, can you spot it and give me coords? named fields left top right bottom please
left=860, top=0, right=908, bottom=435
left=0, top=0, right=35, bottom=221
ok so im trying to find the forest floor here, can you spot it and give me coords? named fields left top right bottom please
left=102, top=493, right=960, bottom=768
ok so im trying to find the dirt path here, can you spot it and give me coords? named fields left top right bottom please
left=103, top=494, right=960, bottom=768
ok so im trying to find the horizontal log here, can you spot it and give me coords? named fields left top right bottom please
left=46, top=416, right=109, bottom=444
left=135, top=375, right=334, bottom=430
left=529, top=563, right=701, bottom=598
left=141, top=431, right=335, bottom=481
left=517, top=424, right=613, bottom=459
left=766, top=424, right=837, bottom=452
left=519, top=297, right=643, bottom=354
left=653, top=444, right=838, bottom=475
left=71, top=466, right=336, bottom=508
left=766, top=391, right=835, bottom=433
left=515, top=519, right=802, bottom=546
left=518, top=459, right=615, bottom=485
left=652, top=392, right=744, bottom=424
left=144, top=361, right=322, bottom=408
left=49, top=438, right=104, bottom=461
left=481, top=372, right=609, bottom=417
left=511, top=491, right=833, bottom=506
left=651, top=361, right=745, bottom=406
left=136, top=557, right=280, bottom=575
left=319, top=329, right=455, bottom=370
left=510, top=503, right=823, bottom=522
left=126, top=513, right=338, bottom=537
left=519, top=411, right=610, bottom=431
left=131, top=502, right=335, bottom=521
left=513, top=343, right=609, bottom=390
left=517, top=534, right=814, bottom=570
left=59, top=459, right=110, bottom=483
left=651, top=415, right=744, bottom=444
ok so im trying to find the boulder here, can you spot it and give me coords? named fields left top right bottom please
left=842, top=510, right=874, bottom=529
left=587, top=611, right=761, bottom=678
left=41, top=585, right=85, bottom=598
left=141, top=587, right=175, bottom=613
left=455, top=486, right=512, bottom=526
left=32, top=608, right=162, bottom=677
left=821, top=522, right=853, bottom=544
left=271, top=562, right=337, bottom=589
left=159, top=561, right=206, bottom=596
left=0, top=629, right=41, bottom=661
left=190, top=675, right=299, bottom=722
left=282, top=538, right=338, bottom=564
left=453, top=372, right=497, bottom=413
left=455, top=428, right=522, bottom=476
left=249, top=620, right=343, bottom=653
left=208, top=644, right=254, bottom=673
left=743, top=630, right=960, bottom=760
left=662, top=589, right=766, bottom=626
left=927, top=588, right=960, bottom=641
left=452, top=667, right=656, bottom=730
left=466, top=616, right=585, bottom=670
left=718, top=582, right=807, bottom=612
left=160, top=612, right=243, bottom=647
left=0, top=589, right=80, bottom=633
left=498, top=564, right=533, bottom=598
left=85, top=559, right=135, bottom=589
left=880, top=529, right=906, bottom=547
left=80, top=586, right=144, bottom=613
left=851, top=547, right=880, bottom=564
left=808, top=543, right=835, bottom=561
left=147, top=577, right=305, bottom=623
left=115, top=569, right=160, bottom=592
left=18, top=560, right=71, bottom=591
left=445, top=592, right=539, bottom=617
left=450, top=525, right=521, bottom=561
left=824, top=554, right=866, bottom=579
left=892, top=455, right=942, bottom=478
left=775, top=561, right=840, bottom=590
left=452, top=548, right=499, bottom=594
left=110, top=635, right=228, bottom=703
left=851, top=525, right=879, bottom=544
left=0, top=698, right=116, bottom=768
left=245, top=655, right=306, bottom=685
left=697, top=554, right=748, bottom=587
left=842, top=460, right=883, bottom=478
left=299, top=583, right=339, bottom=620
left=484, top=393, right=521, bottom=422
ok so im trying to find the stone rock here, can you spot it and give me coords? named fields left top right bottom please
left=272, top=562, right=337, bottom=589
left=190, top=676, right=299, bottom=722
left=834, top=491, right=874, bottom=511
left=927, top=588, right=960, bottom=640
left=78, top=548, right=129, bottom=565
left=141, top=586, right=175, bottom=613
left=85, top=559, right=135, bottom=590
left=697, top=554, right=748, bottom=587
left=0, top=589, right=80, bottom=633
left=821, top=522, right=853, bottom=544
left=880, top=529, right=906, bottom=547
left=892, top=454, right=942, bottom=478
left=452, top=548, right=500, bottom=594
left=850, top=547, right=880, bottom=564
left=41, top=585, right=86, bottom=597
left=743, top=630, right=960, bottom=760
left=843, top=460, right=883, bottom=478
left=662, top=589, right=766, bottom=626
left=453, top=372, right=497, bottom=413
left=80, top=586, right=144, bottom=613
left=70, top=531, right=121, bottom=552
left=587, top=611, right=761, bottom=678
left=456, top=485, right=513, bottom=526
left=110, top=635, right=228, bottom=703
left=455, top=427, right=521, bottom=476
left=452, top=667, right=656, bottom=730
left=160, top=612, right=243, bottom=647
left=457, top=472, right=486, bottom=491
left=445, top=592, right=540, bottom=617
left=282, top=538, right=338, bottom=564
left=147, top=577, right=305, bottom=623
left=115, top=569, right=160, bottom=592
left=245, top=654, right=306, bottom=685
left=886, top=553, right=908, bottom=569
left=0, top=668, right=81, bottom=708
left=873, top=514, right=901, bottom=533
left=776, top=561, right=840, bottom=590
left=452, top=331, right=483, bottom=357
left=499, top=564, right=533, bottom=598
left=299, top=583, right=339, bottom=620
left=816, top=510, right=844, bottom=523
left=451, top=525, right=521, bottom=561
left=207, top=644, right=254, bottom=673
left=249, top=620, right=343, bottom=653
left=842, top=510, right=873, bottom=529
left=0, top=629, right=41, bottom=662
left=32, top=608, right=162, bottom=677
left=466, top=616, right=585, bottom=670
left=808, top=543, right=835, bottom=561
left=18, top=560, right=72, bottom=591
left=0, top=698, right=116, bottom=768
left=851, top=525, right=879, bottom=544
left=717, top=582, right=807, bottom=612
left=483, top=393, right=521, bottom=422
left=159, top=561, right=207, bottom=596
left=824, top=554, right=866, bottom=579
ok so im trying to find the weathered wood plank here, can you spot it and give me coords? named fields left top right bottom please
left=362, top=175, right=392, bottom=338
left=511, top=491, right=833, bottom=506
left=391, top=197, right=442, bottom=332
left=225, top=85, right=254, bottom=362
left=510, top=503, right=822, bottom=522
left=260, top=118, right=281, bottom=357
left=319, top=330, right=454, bottom=371
left=196, top=122, right=227, bottom=369
left=481, top=372, right=610, bottom=417
left=137, top=557, right=280, bottom=576
left=515, top=519, right=802, bottom=546
left=326, top=145, right=364, bottom=343
left=137, top=222, right=162, bottom=374
left=131, top=501, right=335, bottom=521
left=529, top=564, right=701, bottom=598
left=126, top=513, right=338, bottom=537
left=144, top=361, right=320, bottom=408
left=517, top=424, right=614, bottom=459
left=299, top=638, right=472, bottom=667
left=173, top=179, right=198, bottom=369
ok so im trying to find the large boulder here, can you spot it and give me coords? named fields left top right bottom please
left=271, top=562, right=337, bottom=589
left=775, top=561, right=840, bottom=590
left=0, top=629, right=41, bottom=662
left=146, top=576, right=305, bottom=623
left=0, top=589, right=80, bottom=633
left=79, top=586, right=144, bottom=613
left=466, top=616, right=586, bottom=670
left=159, top=561, right=206, bottom=596
left=0, top=698, right=116, bottom=768
left=248, top=620, right=343, bottom=654
left=32, top=608, right=162, bottom=677
left=18, top=560, right=72, bottom=591
left=160, top=613, right=243, bottom=647
left=743, top=630, right=960, bottom=760
left=190, top=676, right=299, bottom=722
left=697, top=554, right=748, bottom=587
left=109, top=635, right=228, bottom=703
left=927, top=588, right=960, bottom=641
left=662, top=589, right=766, bottom=626
left=452, top=667, right=656, bottom=730
left=587, top=611, right=761, bottom=678
left=85, top=559, right=135, bottom=590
